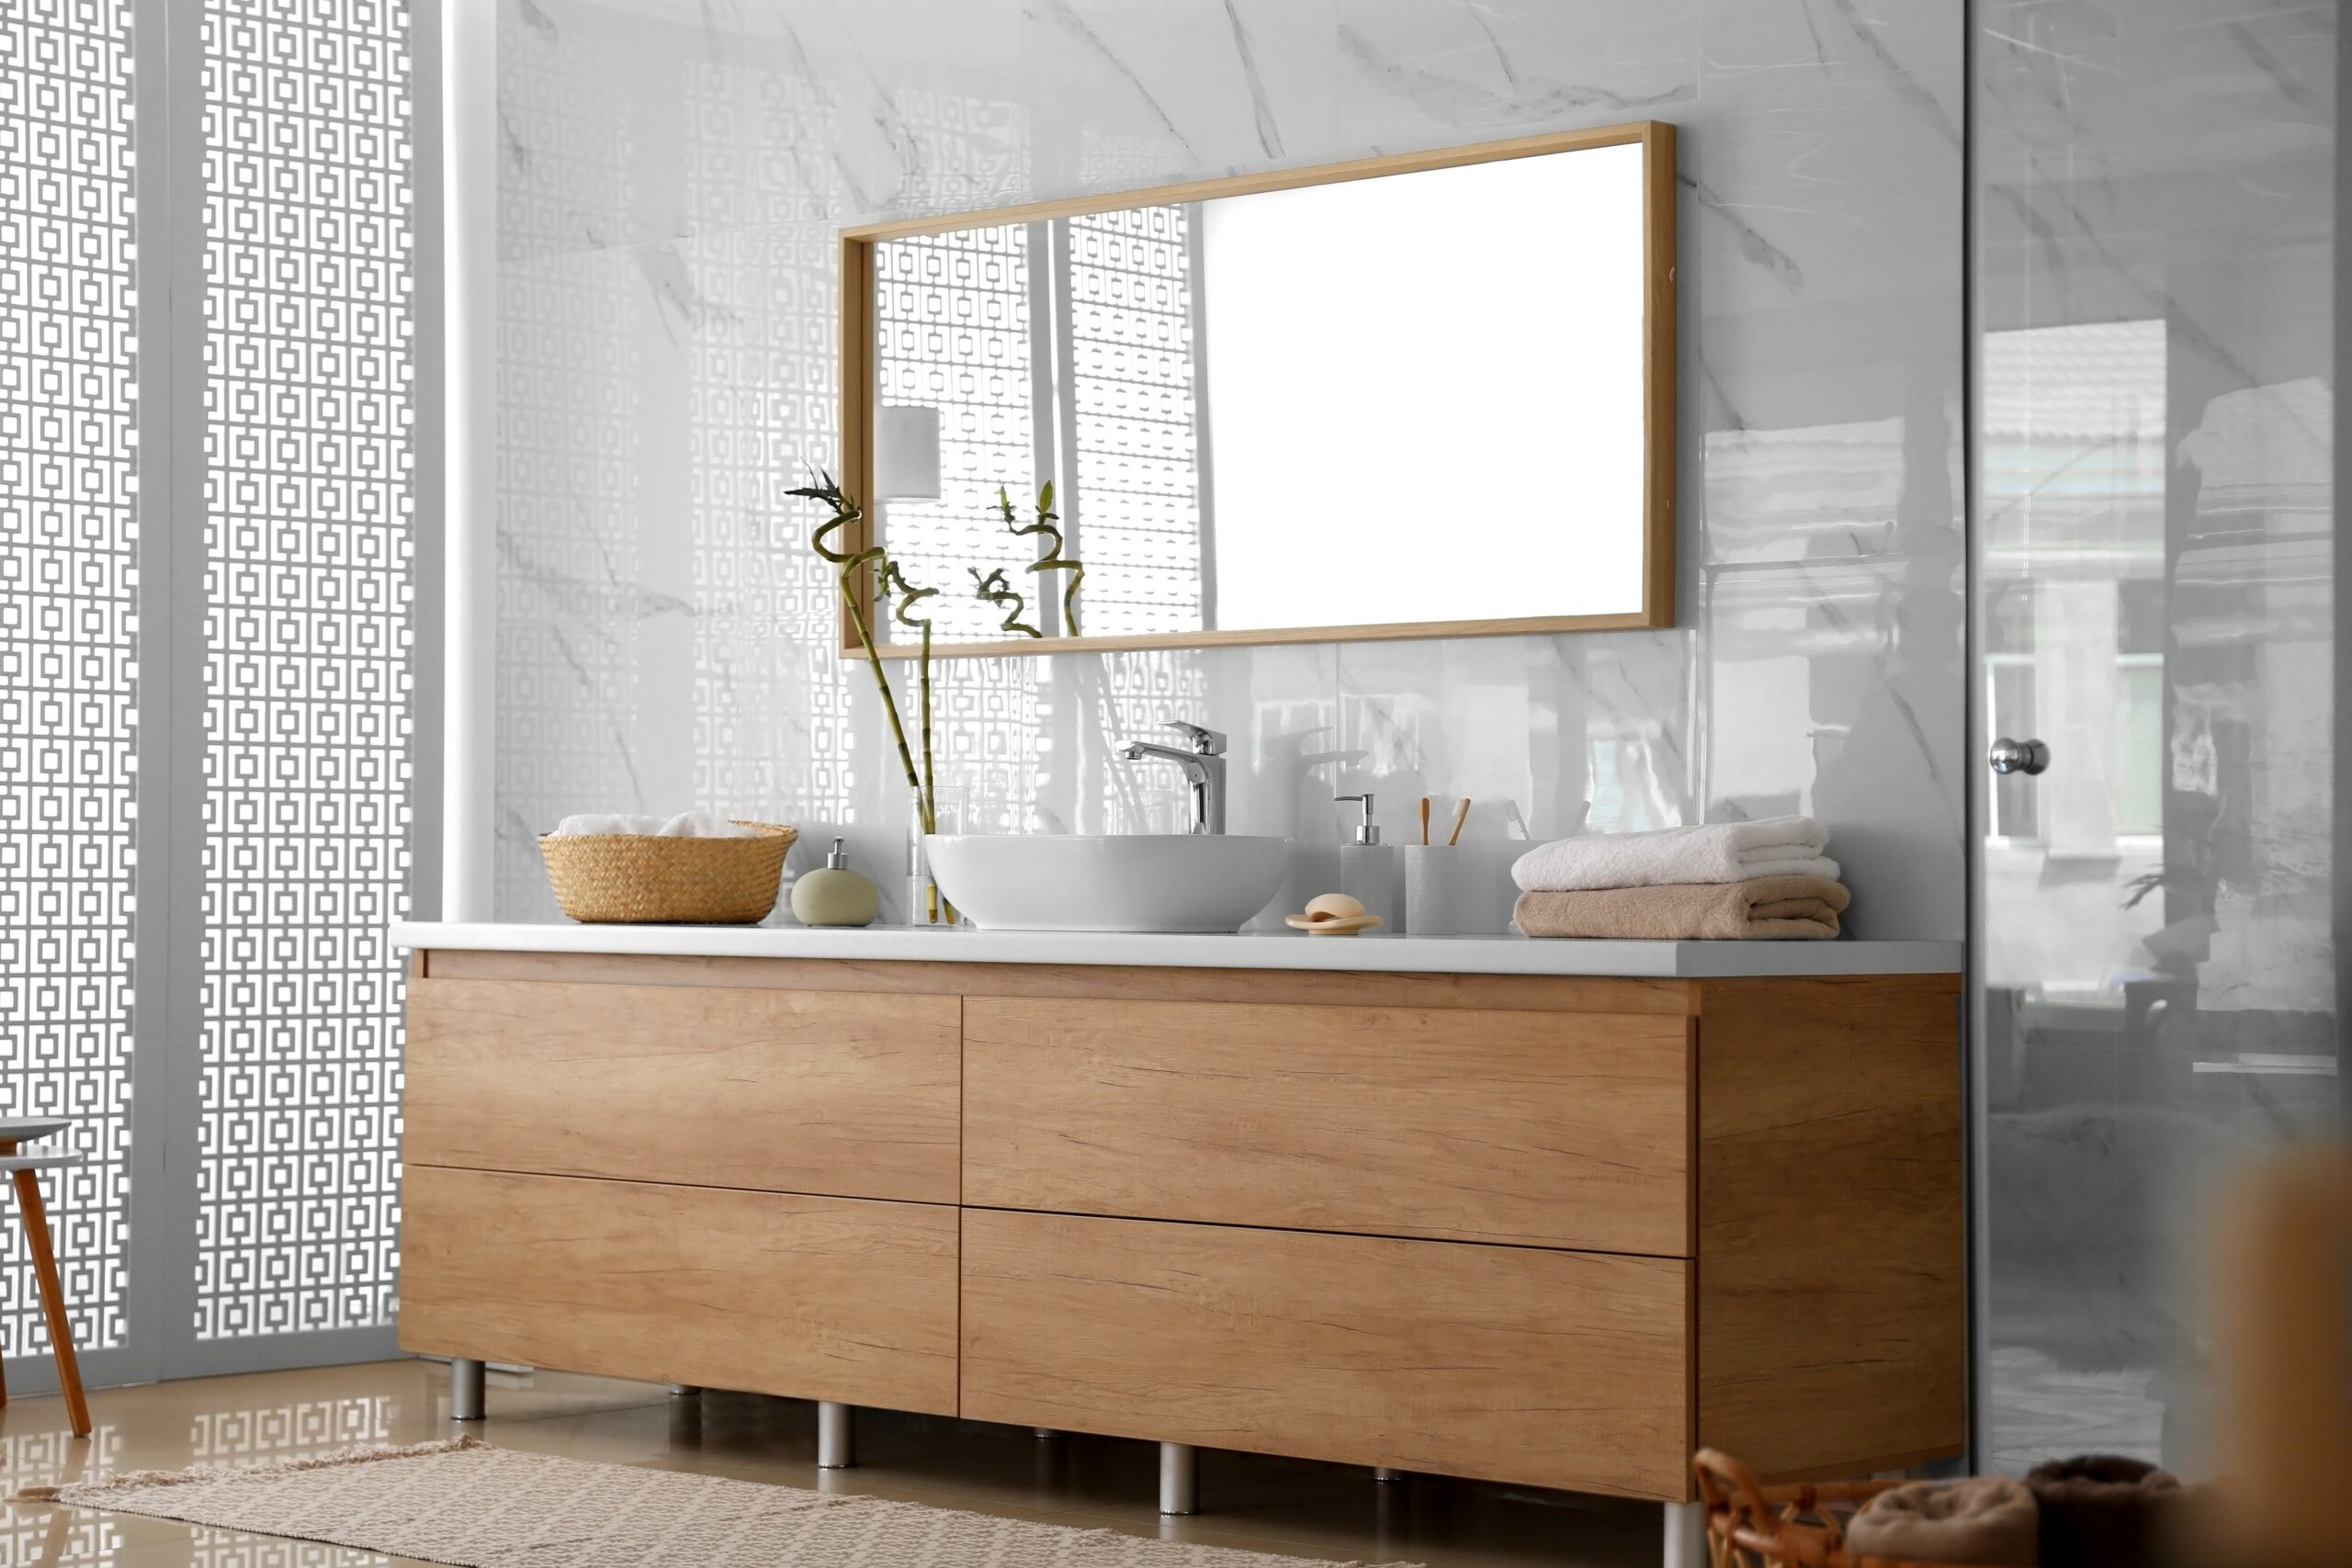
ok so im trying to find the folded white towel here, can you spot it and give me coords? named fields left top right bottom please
left=1511, top=815, right=1837, bottom=892
left=656, top=811, right=752, bottom=839
left=550, top=811, right=753, bottom=839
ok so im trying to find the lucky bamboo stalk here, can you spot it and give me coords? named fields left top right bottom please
left=881, top=557, right=945, bottom=919
left=789, top=472, right=933, bottom=834
left=995, top=482, right=1084, bottom=636
left=969, top=567, right=1040, bottom=637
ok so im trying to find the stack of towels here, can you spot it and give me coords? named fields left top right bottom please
left=1842, top=1454, right=2195, bottom=1567
left=1510, top=815, right=1849, bottom=941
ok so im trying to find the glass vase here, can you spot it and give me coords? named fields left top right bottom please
left=906, top=795, right=960, bottom=926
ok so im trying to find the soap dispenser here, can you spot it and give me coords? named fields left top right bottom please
left=1334, top=793, right=1398, bottom=932
left=790, top=837, right=881, bottom=928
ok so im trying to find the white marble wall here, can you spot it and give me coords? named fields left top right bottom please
left=492, top=0, right=1965, bottom=934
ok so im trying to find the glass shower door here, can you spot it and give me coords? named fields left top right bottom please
left=1973, top=1, right=2338, bottom=1474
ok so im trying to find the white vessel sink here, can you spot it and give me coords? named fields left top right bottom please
left=923, top=834, right=1292, bottom=933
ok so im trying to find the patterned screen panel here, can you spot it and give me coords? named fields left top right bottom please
left=871, top=212, right=1203, bottom=644
left=1064, top=208, right=1202, bottom=637
left=196, top=0, right=415, bottom=1338
left=0, top=0, right=139, bottom=1357
left=873, top=224, right=1036, bottom=640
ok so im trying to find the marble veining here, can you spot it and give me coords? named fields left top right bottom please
left=491, top=0, right=1966, bottom=938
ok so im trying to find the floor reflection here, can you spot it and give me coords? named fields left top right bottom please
left=0, top=1360, right=1660, bottom=1566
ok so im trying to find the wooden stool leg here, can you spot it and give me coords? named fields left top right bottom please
left=0, top=1140, right=12, bottom=1407
left=12, top=1170, right=89, bottom=1438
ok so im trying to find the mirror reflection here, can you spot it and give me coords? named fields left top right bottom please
left=861, top=130, right=1669, bottom=650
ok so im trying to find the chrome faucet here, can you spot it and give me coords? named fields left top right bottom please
left=1117, top=721, right=1228, bottom=835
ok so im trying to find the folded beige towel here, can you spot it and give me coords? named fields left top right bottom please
left=1513, top=875, right=1849, bottom=940
left=1848, top=1477, right=2040, bottom=1566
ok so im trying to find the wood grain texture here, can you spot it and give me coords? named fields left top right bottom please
left=9, top=1167, right=88, bottom=1435
left=405, top=979, right=959, bottom=1202
left=840, top=120, right=1678, bottom=660
left=400, top=1168, right=959, bottom=1414
left=964, top=997, right=1691, bottom=1253
left=417, top=950, right=1699, bottom=1014
left=1640, top=118, right=1677, bottom=626
left=1692, top=976, right=1965, bottom=1479
left=961, top=1210, right=1693, bottom=1501
left=837, top=232, right=875, bottom=658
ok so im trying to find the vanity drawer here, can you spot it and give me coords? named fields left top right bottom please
left=401, top=1168, right=960, bottom=1415
left=960, top=1210, right=1691, bottom=1500
left=962, top=997, right=1690, bottom=1254
left=404, top=979, right=960, bottom=1202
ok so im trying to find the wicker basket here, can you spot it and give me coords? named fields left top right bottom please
left=539, top=820, right=797, bottom=925
left=1693, top=1450, right=2008, bottom=1568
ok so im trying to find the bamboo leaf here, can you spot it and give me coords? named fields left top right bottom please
left=880, top=558, right=938, bottom=633
left=982, top=479, right=1083, bottom=634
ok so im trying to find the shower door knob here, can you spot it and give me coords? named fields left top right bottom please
left=1987, top=738, right=2049, bottom=776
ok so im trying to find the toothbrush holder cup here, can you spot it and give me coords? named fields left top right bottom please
left=1401, top=841, right=1523, bottom=937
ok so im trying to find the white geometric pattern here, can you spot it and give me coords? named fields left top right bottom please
left=870, top=208, right=1204, bottom=646
left=1065, top=206, right=1203, bottom=637
left=0, top=0, right=140, bottom=1359
left=194, top=0, right=415, bottom=1339
left=873, top=223, right=1037, bottom=642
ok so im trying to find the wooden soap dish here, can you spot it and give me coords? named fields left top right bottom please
left=1287, top=892, right=1383, bottom=936
left=1284, top=912, right=1383, bottom=936
left=1283, top=911, right=1384, bottom=936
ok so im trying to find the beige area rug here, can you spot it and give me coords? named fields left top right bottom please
left=17, top=1437, right=1418, bottom=1567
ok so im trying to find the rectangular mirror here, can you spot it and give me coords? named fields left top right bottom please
left=839, top=122, right=1675, bottom=658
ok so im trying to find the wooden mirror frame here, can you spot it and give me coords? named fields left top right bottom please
left=837, top=120, right=1677, bottom=660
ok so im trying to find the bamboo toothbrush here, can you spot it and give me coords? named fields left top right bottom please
left=1446, top=797, right=1471, bottom=846
left=1418, top=796, right=1431, bottom=846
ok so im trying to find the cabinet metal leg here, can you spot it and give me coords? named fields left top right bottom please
left=668, top=1384, right=701, bottom=1397
left=449, top=1359, right=486, bottom=1422
left=817, top=1401, right=854, bottom=1469
left=1373, top=1466, right=1405, bottom=1483
left=1158, top=1442, right=1198, bottom=1516
left=1662, top=1500, right=1707, bottom=1568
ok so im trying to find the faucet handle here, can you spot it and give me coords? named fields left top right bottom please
left=1163, top=720, right=1226, bottom=755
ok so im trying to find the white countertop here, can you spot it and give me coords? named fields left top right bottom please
left=391, top=921, right=1961, bottom=979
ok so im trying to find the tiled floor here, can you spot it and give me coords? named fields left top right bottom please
left=1981, top=1345, right=2167, bottom=1477
left=0, top=1360, right=1668, bottom=1566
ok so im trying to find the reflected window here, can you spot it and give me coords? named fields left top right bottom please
left=1981, top=321, right=2168, bottom=850
left=2115, top=581, right=2165, bottom=838
left=873, top=209, right=1205, bottom=642
left=1984, top=583, right=2039, bottom=840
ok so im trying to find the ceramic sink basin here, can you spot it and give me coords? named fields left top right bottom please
left=922, top=834, right=1292, bottom=933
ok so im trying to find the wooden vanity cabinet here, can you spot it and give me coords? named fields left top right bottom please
left=962, top=996, right=1692, bottom=1253
left=399, top=951, right=1962, bottom=1503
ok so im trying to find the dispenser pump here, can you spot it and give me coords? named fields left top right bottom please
left=789, top=833, right=881, bottom=928
left=1336, top=793, right=1381, bottom=845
